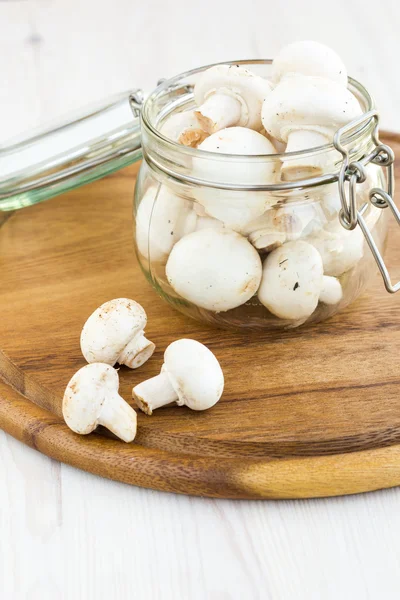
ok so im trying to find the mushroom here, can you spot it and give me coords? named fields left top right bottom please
left=261, top=75, right=362, bottom=180
left=63, top=363, right=137, bottom=442
left=81, top=298, right=155, bottom=369
left=166, top=228, right=262, bottom=312
left=309, top=199, right=382, bottom=278
left=159, top=110, right=208, bottom=147
left=193, top=127, right=277, bottom=231
left=320, top=276, right=343, bottom=305
left=136, top=185, right=197, bottom=263
left=246, top=229, right=286, bottom=253
left=132, top=339, right=224, bottom=415
left=243, top=202, right=325, bottom=252
left=195, top=215, right=225, bottom=231
left=258, top=240, right=324, bottom=320
left=272, top=40, right=348, bottom=86
left=306, top=220, right=364, bottom=277
left=194, top=64, right=272, bottom=134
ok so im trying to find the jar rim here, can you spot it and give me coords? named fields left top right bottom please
left=141, top=58, right=375, bottom=162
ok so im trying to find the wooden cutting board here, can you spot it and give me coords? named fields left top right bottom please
left=1, top=132, right=400, bottom=500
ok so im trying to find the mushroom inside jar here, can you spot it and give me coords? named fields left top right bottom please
left=138, top=42, right=388, bottom=328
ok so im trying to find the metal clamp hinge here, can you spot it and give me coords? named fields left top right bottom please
left=129, top=89, right=145, bottom=118
left=334, top=110, right=400, bottom=293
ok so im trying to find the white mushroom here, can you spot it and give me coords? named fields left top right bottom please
left=136, top=185, right=197, bottom=263
left=166, top=228, right=262, bottom=312
left=247, top=230, right=286, bottom=253
left=258, top=240, right=324, bottom=320
left=272, top=40, right=348, bottom=86
left=261, top=75, right=362, bottom=180
left=194, top=64, right=272, bottom=134
left=307, top=173, right=386, bottom=276
left=81, top=298, right=155, bottom=369
left=132, top=339, right=224, bottom=415
left=159, top=110, right=208, bottom=147
left=306, top=219, right=364, bottom=277
left=193, top=127, right=277, bottom=231
left=243, top=202, right=325, bottom=251
left=63, top=363, right=137, bottom=442
left=320, top=276, right=343, bottom=305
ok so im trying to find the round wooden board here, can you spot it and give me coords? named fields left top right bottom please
left=1, top=132, right=400, bottom=499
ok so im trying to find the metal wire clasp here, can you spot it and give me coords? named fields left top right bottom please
left=333, top=110, right=400, bottom=293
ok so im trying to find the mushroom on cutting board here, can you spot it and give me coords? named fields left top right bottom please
left=63, top=363, right=137, bottom=442
left=261, top=75, right=362, bottom=181
left=136, top=185, right=197, bottom=263
left=194, top=64, right=272, bottom=134
left=272, top=40, right=348, bottom=86
left=159, top=110, right=208, bottom=147
left=193, top=127, right=277, bottom=231
left=81, top=298, right=155, bottom=369
left=166, top=228, right=262, bottom=312
left=132, top=339, right=224, bottom=415
left=258, top=240, right=324, bottom=320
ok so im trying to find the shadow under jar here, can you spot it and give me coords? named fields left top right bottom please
left=134, top=60, right=389, bottom=330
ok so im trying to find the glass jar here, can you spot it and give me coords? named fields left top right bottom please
left=133, top=61, right=389, bottom=329
left=1, top=60, right=397, bottom=330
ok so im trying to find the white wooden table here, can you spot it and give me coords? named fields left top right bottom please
left=2, top=2, right=400, bottom=598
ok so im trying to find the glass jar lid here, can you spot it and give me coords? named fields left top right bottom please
left=0, top=91, right=143, bottom=211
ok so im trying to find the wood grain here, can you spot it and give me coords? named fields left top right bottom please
left=1, top=134, right=400, bottom=499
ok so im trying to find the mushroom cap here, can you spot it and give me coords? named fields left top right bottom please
left=194, top=65, right=272, bottom=130
left=80, top=298, right=147, bottom=365
left=163, top=339, right=224, bottom=410
left=261, top=75, right=362, bottom=143
left=136, top=186, right=197, bottom=262
left=193, top=127, right=277, bottom=231
left=166, top=228, right=262, bottom=312
left=258, top=240, right=324, bottom=320
left=272, top=40, right=347, bottom=86
left=198, top=126, right=276, bottom=157
left=63, top=363, right=118, bottom=434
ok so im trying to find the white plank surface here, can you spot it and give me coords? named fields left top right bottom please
left=2, top=1, right=400, bottom=598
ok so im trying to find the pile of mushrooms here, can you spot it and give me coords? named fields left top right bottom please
left=147, top=40, right=377, bottom=324
left=63, top=298, right=224, bottom=442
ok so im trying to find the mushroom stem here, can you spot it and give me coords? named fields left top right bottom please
left=160, top=111, right=208, bottom=147
left=98, top=394, right=137, bottom=443
left=195, top=94, right=242, bottom=133
left=319, top=275, right=343, bottom=305
left=282, top=130, right=330, bottom=181
left=118, top=334, right=156, bottom=369
left=132, top=371, right=178, bottom=415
